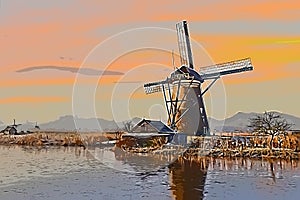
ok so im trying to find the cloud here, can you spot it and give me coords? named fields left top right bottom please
left=16, top=66, right=124, bottom=76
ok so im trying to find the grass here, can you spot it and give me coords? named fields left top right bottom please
left=0, top=131, right=123, bottom=147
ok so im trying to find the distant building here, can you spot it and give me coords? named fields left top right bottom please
left=123, top=119, right=175, bottom=143
left=0, top=119, right=26, bottom=135
left=27, top=122, right=40, bottom=133
left=1, top=126, right=18, bottom=135
left=131, top=119, right=174, bottom=134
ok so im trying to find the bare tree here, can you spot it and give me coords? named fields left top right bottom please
left=123, top=120, right=133, bottom=132
left=248, top=111, right=293, bottom=150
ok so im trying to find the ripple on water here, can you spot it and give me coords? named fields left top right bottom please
left=1, top=146, right=300, bottom=200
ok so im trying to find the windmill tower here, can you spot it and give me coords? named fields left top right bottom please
left=144, top=20, right=253, bottom=136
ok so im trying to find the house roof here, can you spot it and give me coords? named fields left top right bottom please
left=132, top=119, right=174, bottom=133
left=1, top=126, right=16, bottom=133
left=122, top=133, right=172, bottom=138
left=1, top=125, right=25, bottom=133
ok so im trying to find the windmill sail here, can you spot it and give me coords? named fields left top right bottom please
left=200, top=58, right=253, bottom=80
left=175, top=21, right=209, bottom=135
left=144, top=80, right=167, bottom=94
left=176, top=20, right=194, bottom=69
left=143, top=21, right=253, bottom=137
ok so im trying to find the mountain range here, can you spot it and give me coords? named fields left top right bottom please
left=209, top=111, right=300, bottom=132
left=1, top=112, right=300, bottom=133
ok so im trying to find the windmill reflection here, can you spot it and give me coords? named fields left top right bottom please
left=168, top=157, right=209, bottom=200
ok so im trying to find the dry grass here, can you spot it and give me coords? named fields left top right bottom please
left=184, top=135, right=300, bottom=160
left=0, top=131, right=124, bottom=147
left=115, top=136, right=168, bottom=153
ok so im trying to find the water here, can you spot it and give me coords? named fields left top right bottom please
left=0, top=145, right=299, bottom=200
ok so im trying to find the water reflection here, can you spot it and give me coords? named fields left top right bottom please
left=167, top=156, right=300, bottom=200
left=207, top=158, right=300, bottom=199
left=169, top=157, right=209, bottom=200
left=0, top=145, right=97, bottom=187
left=1, top=145, right=300, bottom=200
left=92, top=146, right=183, bottom=173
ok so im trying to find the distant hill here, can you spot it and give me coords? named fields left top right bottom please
left=0, top=116, right=143, bottom=132
left=209, top=111, right=300, bottom=132
left=37, top=112, right=300, bottom=132
left=0, top=112, right=299, bottom=133
left=39, top=115, right=120, bottom=132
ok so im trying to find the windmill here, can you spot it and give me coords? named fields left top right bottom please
left=143, top=20, right=253, bottom=136
left=12, top=119, right=22, bottom=127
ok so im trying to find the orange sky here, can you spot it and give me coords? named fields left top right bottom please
left=0, top=0, right=299, bottom=123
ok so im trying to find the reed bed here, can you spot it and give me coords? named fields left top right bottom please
left=0, top=131, right=122, bottom=147
left=115, top=136, right=168, bottom=153
left=182, top=147, right=299, bottom=160
left=183, top=135, right=300, bottom=160
left=1, top=131, right=299, bottom=161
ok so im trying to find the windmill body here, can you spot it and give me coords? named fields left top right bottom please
left=144, top=21, right=253, bottom=136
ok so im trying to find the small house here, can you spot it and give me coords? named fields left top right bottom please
left=0, top=119, right=26, bottom=135
left=131, top=119, right=174, bottom=134
left=123, top=119, right=175, bottom=143
left=1, top=126, right=18, bottom=135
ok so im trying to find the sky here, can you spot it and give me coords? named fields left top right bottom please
left=0, top=0, right=300, bottom=124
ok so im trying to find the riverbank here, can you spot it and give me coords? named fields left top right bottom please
left=182, top=147, right=300, bottom=160
left=182, top=135, right=300, bottom=160
left=0, top=132, right=120, bottom=147
left=1, top=132, right=299, bottom=160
